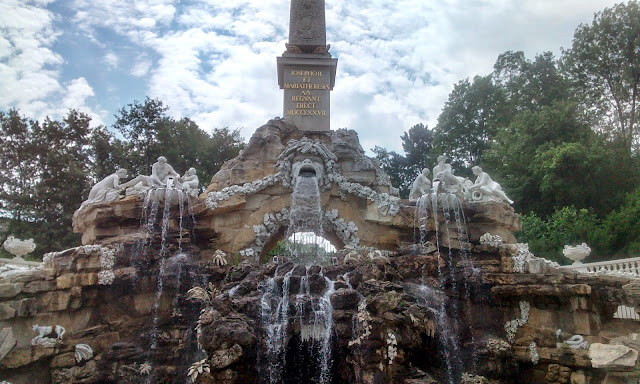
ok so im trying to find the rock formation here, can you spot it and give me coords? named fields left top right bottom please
left=1, top=120, right=639, bottom=384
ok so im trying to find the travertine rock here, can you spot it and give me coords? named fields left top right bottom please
left=0, top=328, right=16, bottom=361
left=589, top=343, right=639, bottom=369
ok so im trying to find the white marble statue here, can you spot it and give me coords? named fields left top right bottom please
left=3, top=236, right=36, bottom=259
left=563, top=243, right=591, bottom=265
left=179, top=167, right=199, bottom=195
left=469, top=166, right=514, bottom=204
left=82, top=169, right=128, bottom=206
left=121, top=156, right=180, bottom=190
left=432, top=155, right=452, bottom=178
left=432, top=155, right=469, bottom=194
left=150, top=156, right=180, bottom=186
left=409, top=168, right=431, bottom=202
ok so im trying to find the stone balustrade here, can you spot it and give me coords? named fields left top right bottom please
left=562, top=256, right=640, bottom=276
left=562, top=257, right=640, bottom=320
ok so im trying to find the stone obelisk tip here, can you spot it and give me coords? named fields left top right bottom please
left=288, top=0, right=327, bottom=53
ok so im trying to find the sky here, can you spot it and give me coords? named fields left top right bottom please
left=0, top=0, right=623, bottom=154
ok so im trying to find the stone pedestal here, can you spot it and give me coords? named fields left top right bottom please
left=277, top=54, right=337, bottom=131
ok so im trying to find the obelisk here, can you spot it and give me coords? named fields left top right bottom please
left=277, top=0, right=338, bottom=131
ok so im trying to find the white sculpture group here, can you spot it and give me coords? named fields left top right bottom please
left=408, top=155, right=513, bottom=204
left=81, top=156, right=199, bottom=207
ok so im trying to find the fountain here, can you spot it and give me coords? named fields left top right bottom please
left=2, top=1, right=640, bottom=383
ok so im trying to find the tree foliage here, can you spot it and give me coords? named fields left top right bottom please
left=432, top=75, right=506, bottom=169
left=561, top=0, right=640, bottom=150
left=0, top=110, right=91, bottom=258
left=378, top=1, right=640, bottom=261
left=0, top=99, right=245, bottom=259
left=373, top=123, right=435, bottom=198
left=112, top=98, right=244, bottom=187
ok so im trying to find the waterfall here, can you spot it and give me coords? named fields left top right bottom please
left=259, top=266, right=337, bottom=384
left=260, top=267, right=294, bottom=384
left=317, top=275, right=335, bottom=384
left=286, top=175, right=325, bottom=265
left=413, top=190, right=478, bottom=383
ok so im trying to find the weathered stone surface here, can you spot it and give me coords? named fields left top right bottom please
left=37, top=290, right=71, bottom=312
left=589, top=343, right=639, bottom=369
left=50, top=352, right=76, bottom=368
left=23, top=279, right=57, bottom=294
left=0, top=303, right=16, bottom=320
left=1, top=346, right=57, bottom=369
left=570, top=370, right=587, bottom=384
left=210, top=344, right=243, bottom=369
left=51, top=360, right=98, bottom=383
left=56, top=273, right=98, bottom=289
left=491, top=284, right=591, bottom=298
left=0, top=283, right=22, bottom=299
left=0, top=328, right=17, bottom=361
left=330, top=288, right=359, bottom=310
left=623, top=282, right=640, bottom=307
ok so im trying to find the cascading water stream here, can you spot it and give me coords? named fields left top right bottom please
left=286, top=175, right=325, bottom=265
left=260, top=267, right=294, bottom=384
left=317, top=275, right=335, bottom=384
left=141, top=184, right=194, bottom=384
left=414, top=188, right=479, bottom=383
left=259, top=171, right=338, bottom=383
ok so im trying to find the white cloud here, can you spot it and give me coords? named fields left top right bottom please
left=104, top=52, right=119, bottom=70
left=131, top=58, right=152, bottom=77
left=1, top=0, right=625, bottom=153
left=0, top=0, right=103, bottom=125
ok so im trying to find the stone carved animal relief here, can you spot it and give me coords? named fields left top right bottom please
left=31, top=324, right=65, bottom=347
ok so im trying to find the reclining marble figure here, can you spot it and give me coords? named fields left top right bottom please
left=409, top=168, right=431, bottom=202
left=469, top=166, right=513, bottom=204
left=81, top=169, right=128, bottom=206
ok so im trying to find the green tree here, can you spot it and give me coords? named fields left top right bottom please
left=604, top=187, right=640, bottom=257
left=484, top=101, right=610, bottom=216
left=113, top=97, right=170, bottom=176
left=0, top=110, right=39, bottom=258
left=112, top=98, right=245, bottom=190
left=373, top=123, right=435, bottom=198
left=32, top=111, right=92, bottom=255
left=156, top=118, right=245, bottom=188
left=0, top=110, right=93, bottom=259
left=433, top=75, right=506, bottom=169
left=89, top=126, right=128, bottom=181
left=561, top=1, right=640, bottom=150
left=518, top=207, right=606, bottom=264
left=372, top=146, right=412, bottom=198
left=494, top=51, right=568, bottom=113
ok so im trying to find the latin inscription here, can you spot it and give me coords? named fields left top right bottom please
left=285, top=70, right=328, bottom=117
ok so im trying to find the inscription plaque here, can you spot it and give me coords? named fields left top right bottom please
left=278, top=0, right=336, bottom=131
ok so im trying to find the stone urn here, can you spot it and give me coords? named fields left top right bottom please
left=562, top=243, right=591, bottom=265
left=3, top=236, right=36, bottom=261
